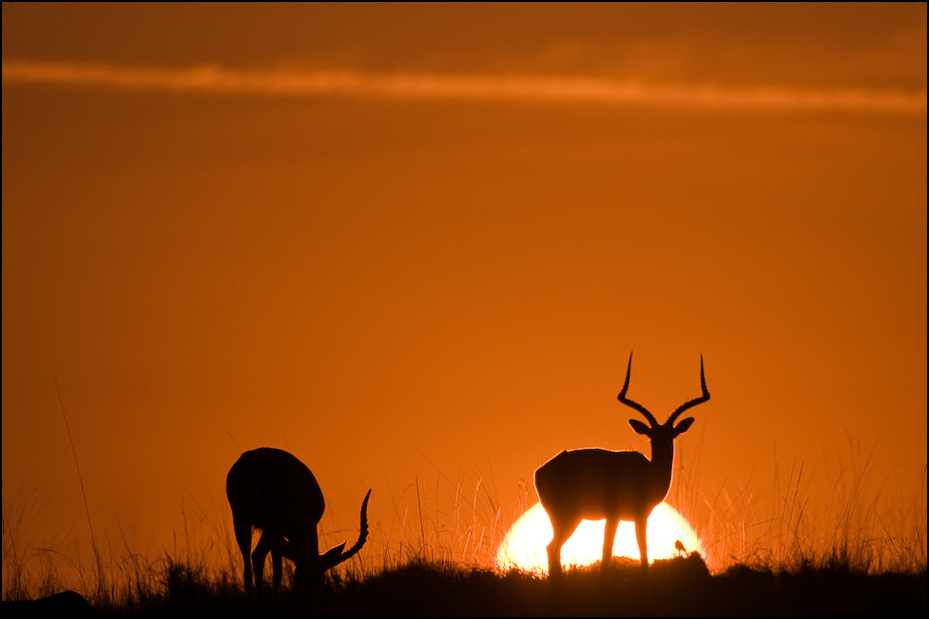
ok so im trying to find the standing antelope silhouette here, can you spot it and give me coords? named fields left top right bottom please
left=226, top=447, right=371, bottom=597
left=534, top=353, right=709, bottom=574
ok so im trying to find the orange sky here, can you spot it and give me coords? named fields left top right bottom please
left=3, top=3, right=926, bottom=586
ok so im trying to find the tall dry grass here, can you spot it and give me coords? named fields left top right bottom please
left=3, top=447, right=926, bottom=608
left=671, top=437, right=927, bottom=575
left=364, top=465, right=508, bottom=573
left=2, top=466, right=511, bottom=604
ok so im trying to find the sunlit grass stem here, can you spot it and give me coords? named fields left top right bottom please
left=54, top=375, right=106, bottom=597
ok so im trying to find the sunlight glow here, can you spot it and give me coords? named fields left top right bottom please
left=495, top=502, right=703, bottom=574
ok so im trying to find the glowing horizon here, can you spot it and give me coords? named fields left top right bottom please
left=496, top=502, right=704, bottom=574
left=3, top=60, right=926, bottom=114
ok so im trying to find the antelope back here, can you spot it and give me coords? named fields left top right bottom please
left=535, top=449, right=655, bottom=519
left=226, top=447, right=325, bottom=545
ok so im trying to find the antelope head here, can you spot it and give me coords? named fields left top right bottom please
left=618, top=352, right=709, bottom=480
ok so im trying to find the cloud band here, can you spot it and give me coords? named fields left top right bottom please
left=3, top=60, right=926, bottom=114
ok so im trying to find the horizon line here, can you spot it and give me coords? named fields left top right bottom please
left=3, top=60, right=927, bottom=114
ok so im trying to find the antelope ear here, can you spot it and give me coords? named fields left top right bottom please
left=628, top=419, right=651, bottom=435
left=673, top=417, right=695, bottom=435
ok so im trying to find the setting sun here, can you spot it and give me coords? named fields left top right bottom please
left=496, top=502, right=703, bottom=574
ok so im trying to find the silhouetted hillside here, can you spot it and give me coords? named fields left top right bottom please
left=87, top=553, right=926, bottom=616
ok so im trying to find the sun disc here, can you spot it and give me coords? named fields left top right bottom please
left=495, top=501, right=702, bottom=574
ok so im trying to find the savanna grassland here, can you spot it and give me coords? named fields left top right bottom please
left=3, top=460, right=927, bottom=616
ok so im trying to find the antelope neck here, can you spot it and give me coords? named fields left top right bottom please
left=647, top=439, right=675, bottom=491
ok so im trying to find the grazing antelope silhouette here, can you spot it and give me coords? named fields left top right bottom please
left=534, top=353, right=709, bottom=575
left=226, top=447, right=371, bottom=597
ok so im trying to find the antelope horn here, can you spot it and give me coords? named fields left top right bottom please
left=617, top=352, right=658, bottom=426
left=321, top=489, right=371, bottom=571
left=667, top=354, right=710, bottom=425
